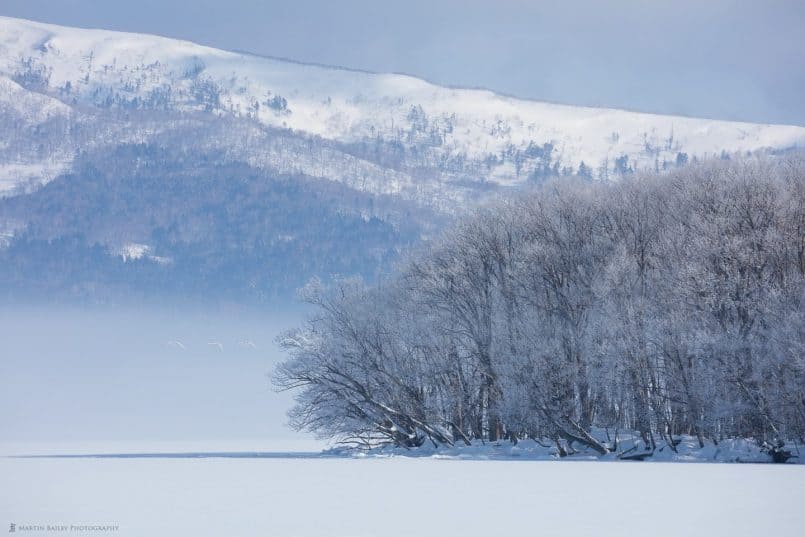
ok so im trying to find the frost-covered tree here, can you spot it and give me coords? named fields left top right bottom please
left=276, top=155, right=805, bottom=451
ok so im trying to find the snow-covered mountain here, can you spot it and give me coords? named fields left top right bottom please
left=2, top=16, right=804, bottom=201
left=1, top=16, right=804, bottom=305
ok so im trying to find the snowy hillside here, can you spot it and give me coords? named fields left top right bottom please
left=1, top=15, right=804, bottom=199
left=2, top=15, right=805, bottom=305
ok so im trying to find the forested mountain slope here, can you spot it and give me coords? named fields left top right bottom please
left=1, top=16, right=803, bottom=304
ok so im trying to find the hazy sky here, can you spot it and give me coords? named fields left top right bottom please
left=2, top=0, right=804, bottom=126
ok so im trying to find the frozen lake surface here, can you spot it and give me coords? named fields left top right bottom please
left=2, top=453, right=804, bottom=537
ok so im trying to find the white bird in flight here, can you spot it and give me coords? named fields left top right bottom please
left=167, top=340, right=186, bottom=350
left=207, top=341, right=224, bottom=352
left=239, top=340, right=257, bottom=349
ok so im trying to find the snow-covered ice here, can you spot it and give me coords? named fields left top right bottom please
left=1, top=455, right=803, bottom=537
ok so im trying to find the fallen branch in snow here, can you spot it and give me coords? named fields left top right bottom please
left=618, top=450, right=654, bottom=461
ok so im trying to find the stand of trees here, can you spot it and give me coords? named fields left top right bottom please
left=276, top=156, right=805, bottom=453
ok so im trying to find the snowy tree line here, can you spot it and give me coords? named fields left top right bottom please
left=276, top=155, right=805, bottom=453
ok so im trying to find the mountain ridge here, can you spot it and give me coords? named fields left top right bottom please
left=5, top=15, right=803, bottom=126
left=2, top=15, right=804, bottom=199
left=1, top=15, right=804, bottom=305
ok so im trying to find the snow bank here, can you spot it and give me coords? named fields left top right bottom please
left=340, top=434, right=803, bottom=464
